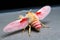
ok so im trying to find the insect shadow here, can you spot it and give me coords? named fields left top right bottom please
left=1, top=29, right=25, bottom=38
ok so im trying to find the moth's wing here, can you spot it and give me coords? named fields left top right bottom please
left=3, top=18, right=28, bottom=33
left=35, top=6, right=51, bottom=20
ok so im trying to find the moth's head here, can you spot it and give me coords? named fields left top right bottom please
left=26, top=11, right=33, bottom=15
left=25, top=11, right=35, bottom=23
left=26, top=11, right=34, bottom=17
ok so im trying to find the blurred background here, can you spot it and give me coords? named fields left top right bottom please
left=0, top=0, right=60, bottom=10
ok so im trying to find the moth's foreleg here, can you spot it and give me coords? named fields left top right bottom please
left=22, top=28, right=25, bottom=33
left=28, top=25, right=31, bottom=36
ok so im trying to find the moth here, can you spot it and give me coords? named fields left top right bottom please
left=3, top=5, right=51, bottom=36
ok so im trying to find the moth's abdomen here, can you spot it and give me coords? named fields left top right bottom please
left=31, top=20, right=42, bottom=31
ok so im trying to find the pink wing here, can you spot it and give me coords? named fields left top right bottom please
left=3, top=18, right=28, bottom=33
left=35, top=5, right=51, bottom=20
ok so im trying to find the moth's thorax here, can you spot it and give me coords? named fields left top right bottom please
left=26, top=11, right=39, bottom=23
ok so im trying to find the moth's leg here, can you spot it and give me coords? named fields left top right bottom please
left=21, top=28, right=26, bottom=36
left=39, top=20, right=49, bottom=28
left=28, top=25, right=31, bottom=36
left=22, top=28, right=25, bottom=33
left=41, top=23, right=49, bottom=28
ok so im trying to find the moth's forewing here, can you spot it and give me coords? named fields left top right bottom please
left=3, top=18, right=28, bottom=33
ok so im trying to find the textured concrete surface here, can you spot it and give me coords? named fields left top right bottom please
left=0, top=6, right=60, bottom=40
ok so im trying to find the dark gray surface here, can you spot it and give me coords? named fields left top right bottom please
left=0, top=6, right=60, bottom=40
